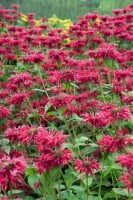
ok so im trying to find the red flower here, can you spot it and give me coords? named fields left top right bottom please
left=36, top=148, right=72, bottom=172
left=98, top=135, right=117, bottom=152
left=0, top=196, right=9, bottom=200
left=98, top=132, right=133, bottom=153
left=35, top=127, right=68, bottom=152
left=8, top=92, right=29, bottom=105
left=20, top=51, right=45, bottom=63
left=11, top=4, right=20, bottom=10
left=112, top=106, right=131, bottom=120
left=9, top=72, right=33, bottom=87
left=34, top=127, right=72, bottom=172
left=5, top=125, right=38, bottom=144
left=83, top=111, right=112, bottom=128
left=75, top=156, right=99, bottom=175
left=0, top=90, right=9, bottom=99
left=121, top=95, right=133, bottom=104
left=120, top=172, right=133, bottom=190
left=0, top=106, right=10, bottom=118
left=117, top=152, right=133, bottom=173
left=5, top=127, right=19, bottom=142
left=0, top=150, right=27, bottom=190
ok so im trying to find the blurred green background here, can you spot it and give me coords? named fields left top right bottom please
left=0, top=0, right=132, bottom=20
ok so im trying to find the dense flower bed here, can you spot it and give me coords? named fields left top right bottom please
left=0, top=3, right=133, bottom=200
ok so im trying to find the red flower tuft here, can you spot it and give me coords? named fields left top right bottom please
left=98, top=135, right=117, bottom=153
left=82, top=111, right=112, bottom=128
left=8, top=92, right=30, bottom=105
left=0, top=106, right=10, bottom=118
left=35, top=148, right=72, bottom=172
left=0, top=150, right=27, bottom=190
left=98, top=132, right=133, bottom=153
left=75, top=156, right=99, bottom=175
left=117, top=152, right=133, bottom=173
left=120, top=172, right=133, bottom=190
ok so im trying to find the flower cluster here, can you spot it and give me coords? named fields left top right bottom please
left=117, top=152, right=133, bottom=189
left=0, top=150, right=27, bottom=191
left=35, top=128, right=72, bottom=172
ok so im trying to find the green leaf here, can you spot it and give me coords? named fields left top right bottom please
left=5, top=146, right=11, bottom=154
left=76, top=136, right=88, bottom=143
left=61, top=190, right=69, bottom=199
left=17, top=62, right=24, bottom=68
left=8, top=190, right=22, bottom=194
left=63, top=169, right=76, bottom=188
left=102, top=167, right=112, bottom=178
left=126, top=119, right=133, bottom=130
left=17, top=19, right=25, bottom=26
left=82, top=177, right=93, bottom=186
left=114, top=61, right=120, bottom=69
left=72, top=114, right=83, bottom=122
left=111, top=163, right=122, bottom=170
left=76, top=191, right=86, bottom=200
left=28, top=174, right=40, bottom=186
left=70, top=82, right=79, bottom=88
left=28, top=112, right=41, bottom=119
left=27, top=171, right=41, bottom=191
left=85, top=146, right=98, bottom=154
left=54, top=183, right=65, bottom=190
left=113, top=188, right=133, bottom=197
left=104, top=191, right=115, bottom=199
left=26, top=167, right=37, bottom=175
left=33, top=88, right=46, bottom=93
left=86, top=196, right=101, bottom=200
left=57, top=107, right=65, bottom=115
left=1, top=138, right=9, bottom=145
left=67, top=193, right=78, bottom=200
left=47, top=111, right=57, bottom=116
left=25, top=197, right=34, bottom=200
left=62, top=142, right=73, bottom=148
left=71, top=185, right=84, bottom=192
left=45, top=102, right=52, bottom=113
left=74, top=135, right=88, bottom=147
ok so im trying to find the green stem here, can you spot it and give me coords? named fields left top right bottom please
left=58, top=168, right=62, bottom=200
left=111, top=170, right=118, bottom=200
left=99, top=83, right=106, bottom=102
left=98, top=172, right=102, bottom=198
left=42, top=172, right=50, bottom=198
left=37, top=65, right=49, bottom=98
left=64, top=120, right=71, bottom=134
left=128, top=189, right=132, bottom=200
left=52, top=188, right=57, bottom=200
left=9, top=188, right=13, bottom=200
left=72, top=125, right=80, bottom=155
left=86, top=175, right=91, bottom=200
left=107, top=158, right=118, bottom=200
left=60, top=168, right=68, bottom=191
